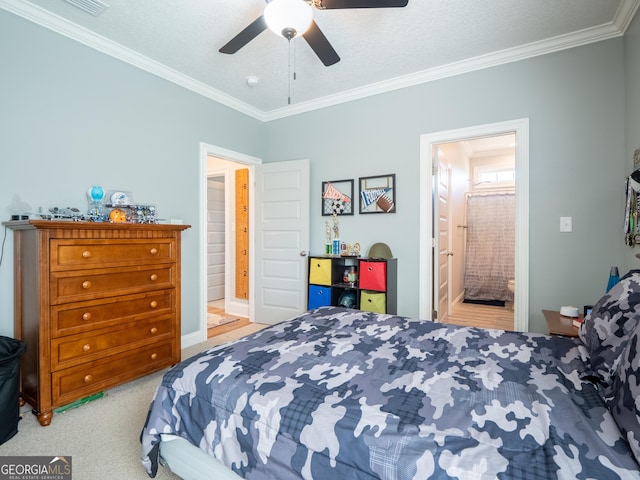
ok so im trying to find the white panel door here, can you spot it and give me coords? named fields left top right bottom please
left=254, top=159, right=310, bottom=325
left=436, top=160, right=451, bottom=323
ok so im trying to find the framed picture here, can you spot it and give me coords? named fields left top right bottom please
left=322, top=179, right=354, bottom=216
left=359, top=174, right=396, bottom=214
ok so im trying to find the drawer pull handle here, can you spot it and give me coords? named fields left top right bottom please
left=82, top=344, right=91, bottom=352
left=150, top=327, right=158, bottom=334
left=82, top=312, right=91, bottom=321
left=84, top=374, right=93, bottom=383
left=82, top=281, right=92, bottom=289
left=150, top=248, right=158, bottom=255
left=150, top=353, right=158, bottom=360
left=150, top=301, right=158, bottom=308
left=150, top=274, right=158, bottom=281
left=82, top=250, right=91, bottom=259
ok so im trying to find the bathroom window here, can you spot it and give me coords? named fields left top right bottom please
left=473, top=166, right=515, bottom=189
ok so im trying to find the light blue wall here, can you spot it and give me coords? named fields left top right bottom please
left=0, top=8, right=634, bottom=336
left=0, top=10, right=266, bottom=337
left=265, top=39, right=627, bottom=332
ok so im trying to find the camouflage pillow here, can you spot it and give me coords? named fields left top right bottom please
left=578, top=270, right=640, bottom=400
left=608, top=328, right=640, bottom=463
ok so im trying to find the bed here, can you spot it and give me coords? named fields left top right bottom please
left=141, top=270, right=640, bottom=479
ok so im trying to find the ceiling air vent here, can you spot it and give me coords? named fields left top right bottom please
left=63, top=0, right=109, bottom=16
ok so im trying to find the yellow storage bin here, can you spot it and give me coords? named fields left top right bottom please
left=360, top=291, right=386, bottom=314
left=309, top=258, right=332, bottom=286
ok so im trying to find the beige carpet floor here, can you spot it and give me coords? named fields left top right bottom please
left=0, top=322, right=267, bottom=480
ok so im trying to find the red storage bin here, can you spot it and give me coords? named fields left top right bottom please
left=359, top=261, right=387, bottom=291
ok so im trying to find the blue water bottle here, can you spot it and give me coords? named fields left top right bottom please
left=606, top=266, right=620, bottom=292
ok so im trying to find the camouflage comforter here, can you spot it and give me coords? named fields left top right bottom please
left=141, top=307, right=640, bottom=479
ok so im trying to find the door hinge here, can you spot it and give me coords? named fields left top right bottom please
left=432, top=310, right=438, bottom=320
left=432, top=164, right=438, bottom=175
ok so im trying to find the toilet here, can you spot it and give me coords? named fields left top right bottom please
left=507, top=279, right=515, bottom=294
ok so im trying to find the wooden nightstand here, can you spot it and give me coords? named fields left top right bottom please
left=542, top=309, right=582, bottom=337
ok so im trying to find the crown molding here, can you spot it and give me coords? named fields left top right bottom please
left=0, top=0, right=267, bottom=121
left=263, top=1, right=639, bottom=121
left=2, top=0, right=638, bottom=123
left=615, top=0, right=640, bottom=31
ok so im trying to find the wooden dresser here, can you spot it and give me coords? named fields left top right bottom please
left=5, top=220, right=190, bottom=426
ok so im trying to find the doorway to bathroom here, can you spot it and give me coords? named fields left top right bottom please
left=436, top=136, right=515, bottom=330
left=419, top=119, right=529, bottom=332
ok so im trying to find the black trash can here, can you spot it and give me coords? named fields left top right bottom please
left=0, top=336, right=26, bottom=445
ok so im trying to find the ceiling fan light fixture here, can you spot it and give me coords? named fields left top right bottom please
left=264, top=0, right=313, bottom=39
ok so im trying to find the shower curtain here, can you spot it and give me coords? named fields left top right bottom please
left=463, top=192, right=515, bottom=304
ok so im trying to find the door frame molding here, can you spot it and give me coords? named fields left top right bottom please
left=192, top=142, right=261, bottom=347
left=419, top=118, right=530, bottom=331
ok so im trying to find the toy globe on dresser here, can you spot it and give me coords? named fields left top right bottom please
left=87, top=185, right=107, bottom=221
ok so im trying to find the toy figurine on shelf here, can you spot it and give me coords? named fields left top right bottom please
left=344, top=242, right=361, bottom=257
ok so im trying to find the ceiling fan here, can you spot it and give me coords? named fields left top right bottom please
left=219, top=0, right=409, bottom=67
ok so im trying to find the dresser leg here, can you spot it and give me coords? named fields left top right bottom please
left=33, top=409, right=53, bottom=426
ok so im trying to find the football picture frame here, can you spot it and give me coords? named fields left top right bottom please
left=359, top=174, right=396, bottom=214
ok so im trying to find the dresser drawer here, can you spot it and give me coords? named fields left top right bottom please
left=51, top=316, right=174, bottom=370
left=50, top=239, right=175, bottom=271
left=51, top=265, right=175, bottom=304
left=52, top=340, right=176, bottom=406
left=51, top=290, right=175, bottom=337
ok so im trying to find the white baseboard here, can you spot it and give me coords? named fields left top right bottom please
left=181, top=331, right=206, bottom=349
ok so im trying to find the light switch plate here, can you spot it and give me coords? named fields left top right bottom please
left=560, top=216, right=572, bottom=232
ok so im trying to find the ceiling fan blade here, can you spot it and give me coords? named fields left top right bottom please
left=303, top=20, right=340, bottom=66
left=219, top=15, right=267, bottom=54
left=316, top=0, right=408, bottom=8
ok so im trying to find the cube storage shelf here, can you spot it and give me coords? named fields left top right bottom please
left=307, top=255, right=397, bottom=314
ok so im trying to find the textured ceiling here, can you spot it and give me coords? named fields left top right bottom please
left=1, top=0, right=638, bottom=120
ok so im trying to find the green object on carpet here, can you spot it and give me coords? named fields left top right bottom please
left=54, top=392, right=104, bottom=413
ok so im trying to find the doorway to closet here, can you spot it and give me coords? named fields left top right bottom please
left=206, top=155, right=251, bottom=337
left=199, top=145, right=309, bottom=343
left=419, top=119, right=529, bottom=332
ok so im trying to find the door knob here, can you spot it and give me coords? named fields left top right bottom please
left=447, top=251, right=454, bottom=256
left=300, top=251, right=307, bottom=257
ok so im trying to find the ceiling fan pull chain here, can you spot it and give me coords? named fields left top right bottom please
left=287, top=37, right=299, bottom=105
left=293, top=38, right=297, bottom=82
